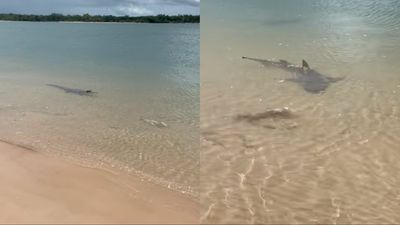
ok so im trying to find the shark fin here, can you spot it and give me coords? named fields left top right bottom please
left=302, top=60, right=310, bottom=69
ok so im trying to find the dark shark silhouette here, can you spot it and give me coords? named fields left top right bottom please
left=242, top=56, right=344, bottom=93
left=46, top=84, right=96, bottom=96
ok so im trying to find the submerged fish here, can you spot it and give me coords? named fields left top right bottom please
left=235, top=107, right=295, bottom=122
left=242, top=56, right=344, bottom=93
left=46, top=84, right=96, bottom=96
left=235, top=107, right=298, bottom=129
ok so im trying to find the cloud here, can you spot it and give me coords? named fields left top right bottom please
left=113, top=0, right=200, bottom=15
left=115, top=3, right=154, bottom=16
left=0, top=0, right=199, bottom=16
left=147, top=0, right=200, bottom=7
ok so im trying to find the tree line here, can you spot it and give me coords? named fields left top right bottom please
left=0, top=13, right=200, bottom=23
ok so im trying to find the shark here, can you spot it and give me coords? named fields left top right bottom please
left=242, top=56, right=344, bottom=93
left=46, top=84, right=96, bottom=96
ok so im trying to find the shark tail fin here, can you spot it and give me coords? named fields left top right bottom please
left=302, top=60, right=310, bottom=69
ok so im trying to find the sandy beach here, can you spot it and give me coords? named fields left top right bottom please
left=0, top=140, right=199, bottom=224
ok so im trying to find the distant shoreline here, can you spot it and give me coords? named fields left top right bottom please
left=0, top=20, right=198, bottom=25
left=0, top=13, right=200, bottom=23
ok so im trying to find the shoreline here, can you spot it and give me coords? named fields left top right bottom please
left=0, top=140, right=199, bottom=223
left=0, top=136, right=198, bottom=198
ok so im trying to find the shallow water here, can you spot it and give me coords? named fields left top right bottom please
left=201, top=0, right=400, bottom=223
left=0, top=22, right=199, bottom=195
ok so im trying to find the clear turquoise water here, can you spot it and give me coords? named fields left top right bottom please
left=202, top=0, right=400, bottom=223
left=0, top=22, right=199, bottom=195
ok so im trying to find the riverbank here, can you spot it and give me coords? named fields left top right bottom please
left=0, top=140, right=198, bottom=224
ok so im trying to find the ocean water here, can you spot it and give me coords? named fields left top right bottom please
left=201, top=0, right=400, bottom=223
left=0, top=22, right=199, bottom=195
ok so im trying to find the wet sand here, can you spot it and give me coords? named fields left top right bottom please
left=0, top=140, right=198, bottom=224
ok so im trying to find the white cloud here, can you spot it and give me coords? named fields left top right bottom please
left=116, top=3, right=153, bottom=16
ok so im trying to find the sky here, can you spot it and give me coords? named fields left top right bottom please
left=0, top=0, right=200, bottom=16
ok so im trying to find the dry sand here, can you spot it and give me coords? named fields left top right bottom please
left=0, top=141, right=199, bottom=224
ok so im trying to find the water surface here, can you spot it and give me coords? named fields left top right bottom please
left=201, top=0, right=400, bottom=223
left=0, top=22, right=199, bottom=195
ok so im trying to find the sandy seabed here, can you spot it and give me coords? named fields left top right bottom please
left=0, top=141, right=198, bottom=224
